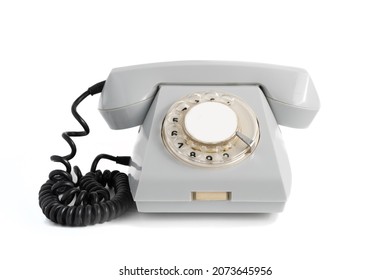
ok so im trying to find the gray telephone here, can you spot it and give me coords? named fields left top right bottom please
left=39, top=61, right=320, bottom=226
left=100, top=61, right=319, bottom=213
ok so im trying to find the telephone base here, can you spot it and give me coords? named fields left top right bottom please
left=130, top=85, right=292, bottom=214
left=136, top=202, right=285, bottom=213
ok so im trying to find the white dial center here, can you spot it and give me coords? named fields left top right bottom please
left=184, top=102, right=238, bottom=144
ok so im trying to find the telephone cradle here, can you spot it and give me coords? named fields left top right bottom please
left=38, top=61, right=320, bottom=226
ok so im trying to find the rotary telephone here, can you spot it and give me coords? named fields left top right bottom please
left=39, top=61, right=320, bottom=226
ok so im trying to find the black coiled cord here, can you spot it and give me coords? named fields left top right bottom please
left=38, top=81, right=134, bottom=226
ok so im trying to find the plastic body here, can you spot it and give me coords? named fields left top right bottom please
left=129, top=85, right=291, bottom=213
left=98, top=61, right=320, bottom=129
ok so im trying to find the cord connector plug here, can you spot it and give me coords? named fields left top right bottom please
left=91, top=154, right=132, bottom=172
left=115, top=156, right=132, bottom=166
left=88, top=81, right=106, bottom=95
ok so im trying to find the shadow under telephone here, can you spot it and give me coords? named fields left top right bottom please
left=38, top=61, right=320, bottom=226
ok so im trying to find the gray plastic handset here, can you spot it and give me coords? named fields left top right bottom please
left=98, top=61, right=320, bottom=129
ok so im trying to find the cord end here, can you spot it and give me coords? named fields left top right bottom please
left=116, top=156, right=132, bottom=166
left=91, top=154, right=131, bottom=172
left=88, top=81, right=106, bottom=95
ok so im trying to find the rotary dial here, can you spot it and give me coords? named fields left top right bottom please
left=162, top=91, right=260, bottom=167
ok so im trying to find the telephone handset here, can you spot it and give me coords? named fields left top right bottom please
left=39, top=61, right=320, bottom=226
left=99, top=61, right=319, bottom=129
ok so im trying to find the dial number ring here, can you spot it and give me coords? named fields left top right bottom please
left=162, top=91, right=259, bottom=167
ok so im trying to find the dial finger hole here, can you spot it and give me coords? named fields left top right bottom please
left=173, top=138, right=186, bottom=150
left=166, top=113, right=181, bottom=124
left=220, top=95, right=235, bottom=106
left=187, top=93, right=202, bottom=104
left=204, top=91, right=220, bottom=101
left=175, top=102, right=190, bottom=112
left=165, top=124, right=183, bottom=138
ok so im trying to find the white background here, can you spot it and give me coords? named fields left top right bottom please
left=1, top=0, right=389, bottom=279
